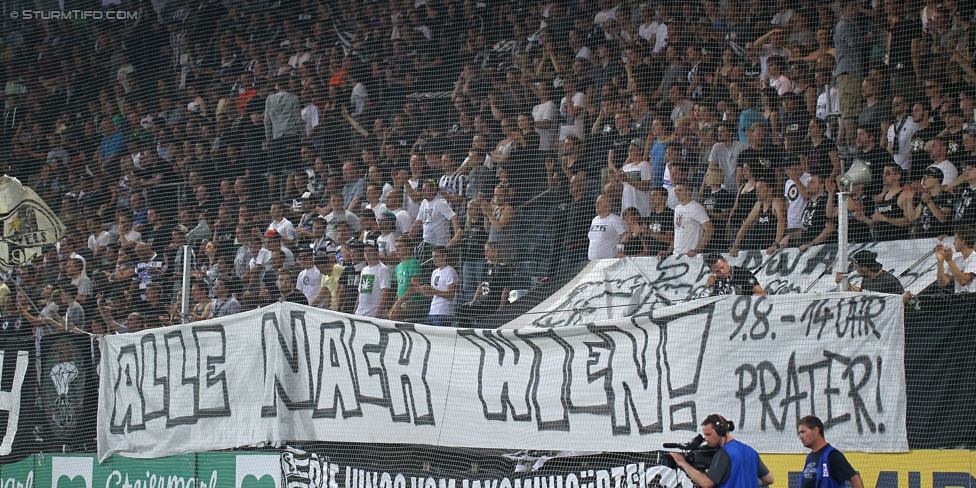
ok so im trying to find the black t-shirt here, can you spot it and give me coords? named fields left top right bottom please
left=340, top=262, right=365, bottom=313
left=889, top=16, right=922, bottom=68
left=804, top=138, right=837, bottom=179
left=912, top=191, right=955, bottom=238
left=861, top=270, right=906, bottom=294
left=783, top=112, right=812, bottom=149
left=849, top=194, right=875, bottom=243
left=801, top=194, right=831, bottom=243
left=953, top=151, right=975, bottom=173
left=954, top=185, right=976, bottom=228
left=874, top=190, right=911, bottom=241
left=910, top=126, right=942, bottom=177
left=702, top=187, right=734, bottom=252
left=646, top=207, right=675, bottom=255
left=588, top=130, right=635, bottom=170
left=461, top=223, right=490, bottom=262
left=558, top=197, right=597, bottom=250
left=739, top=146, right=787, bottom=171
left=702, top=187, right=735, bottom=215
left=133, top=300, right=169, bottom=328
left=711, top=266, right=761, bottom=295
left=944, top=129, right=966, bottom=160
left=280, top=291, right=310, bottom=305
left=800, top=447, right=859, bottom=488
left=479, top=262, right=512, bottom=304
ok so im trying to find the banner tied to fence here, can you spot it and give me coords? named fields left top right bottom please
left=98, top=294, right=907, bottom=461
left=506, top=238, right=942, bottom=329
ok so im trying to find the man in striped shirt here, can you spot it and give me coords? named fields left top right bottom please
left=438, top=152, right=466, bottom=214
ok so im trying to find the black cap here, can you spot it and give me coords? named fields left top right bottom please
left=924, top=165, right=945, bottom=182
left=850, top=250, right=881, bottom=271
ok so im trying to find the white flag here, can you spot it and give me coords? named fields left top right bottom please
left=0, top=176, right=65, bottom=270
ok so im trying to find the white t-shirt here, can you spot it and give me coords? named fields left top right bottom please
left=532, top=100, right=558, bottom=151
left=325, top=210, right=363, bottom=239
left=376, top=232, right=397, bottom=258
left=268, top=218, right=297, bottom=240
left=559, top=91, right=588, bottom=141
left=887, top=116, right=918, bottom=170
left=428, top=265, right=457, bottom=316
left=356, top=262, right=391, bottom=317
left=639, top=21, right=668, bottom=53
left=350, top=82, right=368, bottom=117
left=785, top=172, right=812, bottom=229
left=672, top=201, right=710, bottom=255
left=416, top=196, right=457, bottom=246
left=952, top=251, right=976, bottom=293
left=662, top=167, right=701, bottom=209
left=816, top=89, right=840, bottom=128
left=769, top=75, right=793, bottom=96
left=404, top=179, right=421, bottom=220
left=301, top=104, right=319, bottom=137
left=620, top=160, right=653, bottom=216
left=588, top=213, right=628, bottom=260
left=930, top=160, right=959, bottom=186
left=708, top=141, right=749, bottom=190
left=296, top=266, right=322, bottom=304
left=392, top=208, right=412, bottom=235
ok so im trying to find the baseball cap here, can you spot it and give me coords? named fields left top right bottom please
left=924, top=166, right=945, bottom=182
left=850, top=250, right=881, bottom=270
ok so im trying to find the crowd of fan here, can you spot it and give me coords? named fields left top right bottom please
left=3, top=0, right=976, bottom=337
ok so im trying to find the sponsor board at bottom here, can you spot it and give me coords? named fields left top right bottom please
left=0, top=451, right=972, bottom=488
left=764, top=451, right=976, bottom=488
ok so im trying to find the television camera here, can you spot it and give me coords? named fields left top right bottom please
left=662, top=434, right=717, bottom=472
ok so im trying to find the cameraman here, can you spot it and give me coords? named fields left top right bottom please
left=669, top=414, right=774, bottom=488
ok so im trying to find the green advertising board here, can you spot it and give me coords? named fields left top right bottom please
left=0, top=452, right=287, bottom=488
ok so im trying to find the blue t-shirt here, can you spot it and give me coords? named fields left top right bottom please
left=738, top=109, right=769, bottom=142
left=100, top=130, right=125, bottom=161
left=650, top=139, right=669, bottom=187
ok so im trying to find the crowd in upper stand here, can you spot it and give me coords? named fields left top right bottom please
left=3, top=0, right=976, bottom=337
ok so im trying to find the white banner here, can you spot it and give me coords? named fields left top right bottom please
left=506, top=239, right=940, bottom=329
left=98, top=294, right=906, bottom=461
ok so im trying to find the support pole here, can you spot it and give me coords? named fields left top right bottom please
left=836, top=192, right=850, bottom=291
left=181, top=245, right=191, bottom=324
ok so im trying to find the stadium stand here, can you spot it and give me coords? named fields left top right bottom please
left=2, top=0, right=976, bottom=474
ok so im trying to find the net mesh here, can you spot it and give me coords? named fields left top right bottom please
left=0, top=0, right=972, bottom=480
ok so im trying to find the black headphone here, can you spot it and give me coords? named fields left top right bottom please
left=705, top=414, right=732, bottom=437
